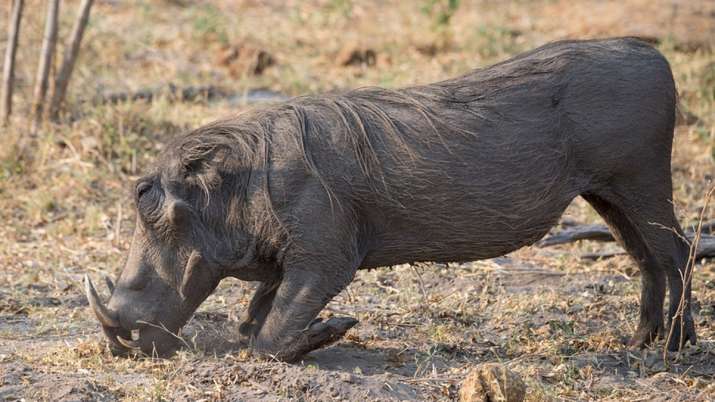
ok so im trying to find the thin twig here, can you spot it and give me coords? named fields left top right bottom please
left=136, top=320, right=194, bottom=351
left=663, top=185, right=714, bottom=364
left=114, top=201, right=122, bottom=245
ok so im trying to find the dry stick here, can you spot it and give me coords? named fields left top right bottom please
left=663, top=186, right=714, bottom=365
left=1, top=0, right=24, bottom=126
left=49, top=0, right=94, bottom=121
left=537, top=224, right=615, bottom=246
left=31, top=0, right=60, bottom=132
left=411, top=263, right=428, bottom=302
left=136, top=320, right=194, bottom=351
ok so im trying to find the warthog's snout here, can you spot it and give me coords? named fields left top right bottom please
left=84, top=275, right=180, bottom=356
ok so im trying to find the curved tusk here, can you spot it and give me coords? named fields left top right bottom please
left=84, top=274, right=120, bottom=328
left=116, top=335, right=140, bottom=349
left=104, top=276, right=115, bottom=294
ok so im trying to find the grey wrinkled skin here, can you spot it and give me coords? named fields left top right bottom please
left=92, top=38, right=696, bottom=361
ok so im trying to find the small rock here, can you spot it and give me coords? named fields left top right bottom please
left=339, top=372, right=356, bottom=383
left=460, top=363, right=526, bottom=402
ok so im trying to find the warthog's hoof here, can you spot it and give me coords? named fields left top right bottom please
left=665, top=315, right=697, bottom=351
left=263, top=316, right=358, bottom=362
left=302, top=316, right=359, bottom=350
left=253, top=316, right=359, bottom=362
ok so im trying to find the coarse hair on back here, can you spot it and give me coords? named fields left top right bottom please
left=169, top=85, right=467, bottom=212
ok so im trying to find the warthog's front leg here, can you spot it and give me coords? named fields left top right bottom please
left=252, top=265, right=358, bottom=362
left=238, top=281, right=280, bottom=344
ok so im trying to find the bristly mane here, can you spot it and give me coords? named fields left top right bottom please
left=164, top=38, right=637, bottom=210
left=169, top=85, right=476, bottom=211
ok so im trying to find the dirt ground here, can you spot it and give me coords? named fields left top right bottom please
left=1, top=1, right=714, bottom=401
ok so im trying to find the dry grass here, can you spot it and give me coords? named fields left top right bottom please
left=0, top=1, right=713, bottom=401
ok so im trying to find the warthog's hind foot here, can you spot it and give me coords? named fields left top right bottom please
left=665, top=314, right=697, bottom=351
left=627, top=314, right=697, bottom=351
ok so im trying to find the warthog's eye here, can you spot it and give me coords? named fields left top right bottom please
left=135, top=179, right=163, bottom=222
left=136, top=181, right=152, bottom=200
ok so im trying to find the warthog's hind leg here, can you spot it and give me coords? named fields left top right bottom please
left=582, top=191, right=696, bottom=350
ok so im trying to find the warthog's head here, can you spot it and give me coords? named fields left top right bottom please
left=86, top=124, right=274, bottom=356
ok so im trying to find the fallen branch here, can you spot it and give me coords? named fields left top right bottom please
left=685, top=219, right=715, bottom=234
left=580, top=250, right=627, bottom=261
left=1, top=0, right=24, bottom=126
left=538, top=220, right=714, bottom=247
left=537, top=224, right=614, bottom=246
left=685, top=234, right=713, bottom=261
left=554, top=233, right=715, bottom=261
left=540, top=220, right=715, bottom=262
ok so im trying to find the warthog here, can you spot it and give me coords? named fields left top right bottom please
left=86, top=38, right=696, bottom=361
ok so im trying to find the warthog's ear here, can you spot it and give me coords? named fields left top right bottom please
left=180, top=250, right=203, bottom=299
left=167, top=199, right=192, bottom=227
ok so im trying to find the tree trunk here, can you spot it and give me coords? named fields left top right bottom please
left=1, top=0, right=24, bottom=126
left=31, top=0, right=60, bottom=131
left=49, top=0, right=94, bottom=121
